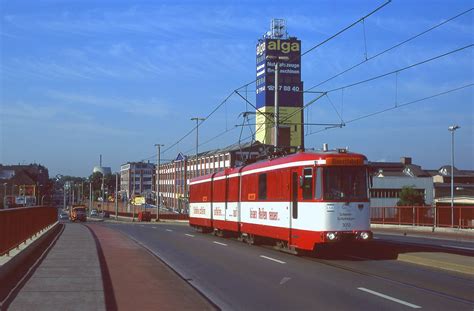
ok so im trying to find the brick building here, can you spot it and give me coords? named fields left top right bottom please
left=158, top=142, right=269, bottom=212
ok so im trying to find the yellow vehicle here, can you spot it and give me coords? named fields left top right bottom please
left=70, top=205, right=87, bottom=222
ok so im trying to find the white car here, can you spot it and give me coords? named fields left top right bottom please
left=59, top=211, right=69, bottom=220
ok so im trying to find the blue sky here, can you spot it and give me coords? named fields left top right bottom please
left=1, top=0, right=473, bottom=177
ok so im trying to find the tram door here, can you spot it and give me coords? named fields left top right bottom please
left=289, top=171, right=299, bottom=245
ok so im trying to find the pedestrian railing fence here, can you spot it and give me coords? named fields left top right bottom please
left=370, top=205, right=474, bottom=229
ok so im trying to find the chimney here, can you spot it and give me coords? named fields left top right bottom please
left=400, top=157, right=412, bottom=165
left=323, top=143, right=329, bottom=152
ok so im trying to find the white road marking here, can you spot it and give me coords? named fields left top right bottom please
left=166, top=229, right=173, bottom=232
left=139, top=225, right=144, bottom=227
left=441, top=245, right=474, bottom=251
left=213, top=241, right=228, bottom=246
left=373, top=237, right=380, bottom=239
left=357, top=287, right=421, bottom=309
left=185, top=234, right=195, bottom=237
left=152, top=226, right=157, bottom=229
left=260, top=255, right=286, bottom=264
left=279, top=277, right=291, bottom=285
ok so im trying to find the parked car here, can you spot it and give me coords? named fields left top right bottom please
left=59, top=211, right=69, bottom=220
left=90, top=209, right=99, bottom=217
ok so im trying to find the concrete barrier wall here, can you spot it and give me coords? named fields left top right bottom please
left=0, top=206, right=57, bottom=256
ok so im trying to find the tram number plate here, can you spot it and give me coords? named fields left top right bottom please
left=342, top=222, right=352, bottom=228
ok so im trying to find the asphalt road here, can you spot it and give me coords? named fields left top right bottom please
left=104, top=222, right=473, bottom=310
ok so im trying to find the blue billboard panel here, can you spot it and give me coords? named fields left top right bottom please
left=256, top=38, right=303, bottom=109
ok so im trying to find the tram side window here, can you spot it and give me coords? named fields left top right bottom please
left=258, top=173, right=267, bottom=200
left=315, top=167, right=322, bottom=199
left=302, top=168, right=313, bottom=200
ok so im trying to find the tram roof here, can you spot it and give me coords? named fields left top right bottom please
left=190, top=150, right=367, bottom=183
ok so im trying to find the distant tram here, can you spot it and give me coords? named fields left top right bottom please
left=189, top=148, right=372, bottom=253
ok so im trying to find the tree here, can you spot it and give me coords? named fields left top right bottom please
left=397, top=186, right=425, bottom=206
left=88, top=171, right=116, bottom=201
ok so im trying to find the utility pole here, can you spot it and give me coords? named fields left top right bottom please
left=448, top=125, right=460, bottom=227
left=115, top=173, right=119, bottom=220
left=81, top=181, right=84, bottom=204
left=89, top=181, right=92, bottom=211
left=274, top=62, right=279, bottom=150
left=191, top=117, right=205, bottom=178
left=72, top=185, right=75, bottom=206
left=155, top=144, right=164, bottom=222
left=63, top=184, right=67, bottom=210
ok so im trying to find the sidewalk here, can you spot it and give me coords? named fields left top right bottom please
left=7, top=223, right=215, bottom=311
left=7, top=224, right=105, bottom=310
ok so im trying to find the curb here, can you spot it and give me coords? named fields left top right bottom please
left=397, top=252, right=474, bottom=276
left=371, top=224, right=474, bottom=235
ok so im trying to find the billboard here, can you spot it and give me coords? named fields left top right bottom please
left=255, top=38, right=304, bottom=147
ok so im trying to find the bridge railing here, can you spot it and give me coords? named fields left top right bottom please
left=0, top=206, right=57, bottom=256
left=370, top=206, right=474, bottom=229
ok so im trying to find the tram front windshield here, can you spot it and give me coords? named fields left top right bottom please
left=323, top=166, right=367, bottom=200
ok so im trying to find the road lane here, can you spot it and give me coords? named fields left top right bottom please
left=373, top=231, right=474, bottom=252
left=105, top=223, right=473, bottom=310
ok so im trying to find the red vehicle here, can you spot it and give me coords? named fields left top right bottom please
left=189, top=149, right=372, bottom=254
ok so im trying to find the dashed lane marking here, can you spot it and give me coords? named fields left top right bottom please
left=279, top=277, right=291, bottom=285
left=166, top=229, right=173, bottom=232
left=185, top=234, right=195, bottom=237
left=357, top=287, right=421, bottom=309
left=260, top=255, right=286, bottom=264
left=213, top=241, right=227, bottom=246
left=152, top=226, right=157, bottom=229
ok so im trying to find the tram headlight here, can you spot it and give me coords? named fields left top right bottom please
left=326, top=232, right=337, bottom=241
left=360, top=232, right=370, bottom=240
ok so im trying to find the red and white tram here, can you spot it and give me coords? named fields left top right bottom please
left=189, top=149, right=372, bottom=253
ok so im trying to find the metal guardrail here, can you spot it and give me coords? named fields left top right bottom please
left=371, top=206, right=474, bottom=229
left=0, top=206, right=57, bottom=256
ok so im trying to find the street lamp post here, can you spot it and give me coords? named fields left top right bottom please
left=448, top=124, right=460, bottom=227
left=191, top=117, right=205, bottom=178
left=2, top=183, right=7, bottom=209
left=63, top=183, right=67, bottom=210
left=115, top=173, right=119, bottom=220
left=155, top=144, right=164, bottom=222
left=89, top=181, right=93, bottom=211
